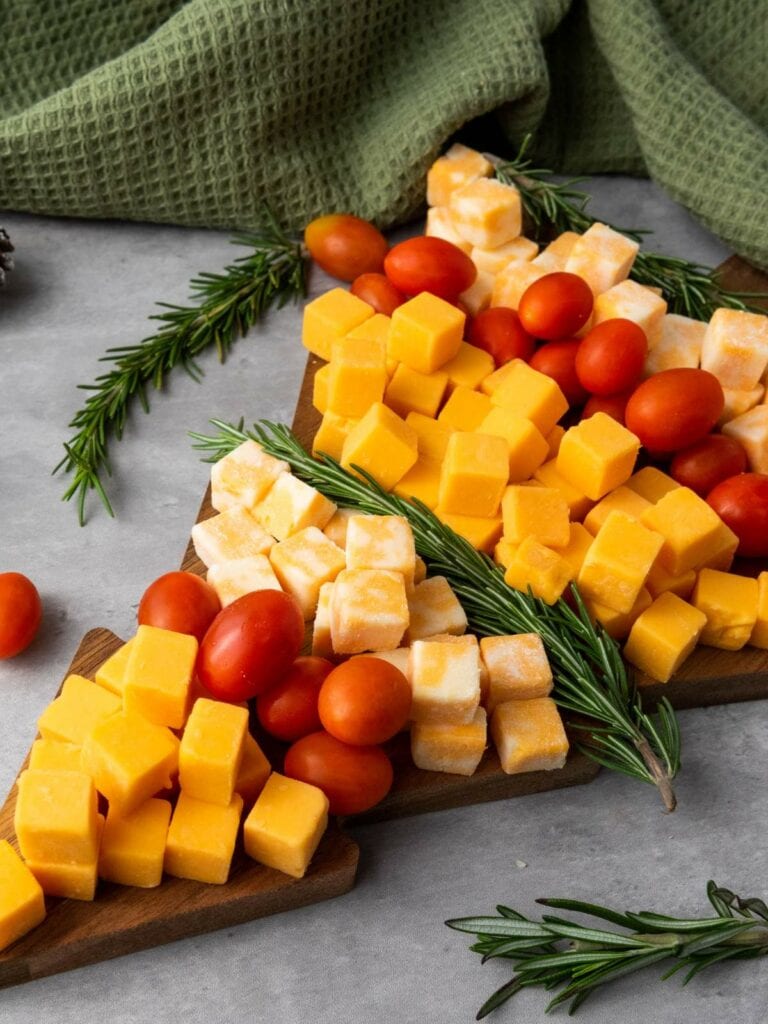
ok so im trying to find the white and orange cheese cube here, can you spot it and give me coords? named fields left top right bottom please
left=426, top=143, right=494, bottom=208
left=643, top=314, right=705, bottom=374
left=411, top=707, right=487, bottom=776
left=701, top=308, right=768, bottom=390
left=410, top=637, right=481, bottom=724
left=449, top=177, right=522, bottom=249
left=407, top=576, right=468, bottom=641
left=459, top=269, right=494, bottom=315
left=330, top=569, right=409, bottom=654
left=191, top=507, right=273, bottom=568
left=718, top=386, right=765, bottom=426
left=345, top=514, right=416, bottom=589
left=369, top=647, right=411, bottom=680
left=425, top=206, right=472, bottom=253
left=311, top=582, right=334, bottom=659
left=323, top=508, right=365, bottom=549
left=722, top=405, right=768, bottom=473
left=269, top=527, right=346, bottom=619
left=480, top=633, right=553, bottom=710
left=254, top=473, right=336, bottom=541
left=206, top=555, right=282, bottom=607
left=490, top=698, right=568, bottom=774
left=593, top=279, right=667, bottom=346
left=471, top=237, right=538, bottom=275
left=564, top=222, right=639, bottom=296
left=210, top=441, right=288, bottom=513
left=491, top=260, right=548, bottom=310
left=531, top=231, right=580, bottom=272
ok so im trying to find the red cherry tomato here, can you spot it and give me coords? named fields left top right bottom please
left=0, top=573, right=42, bottom=659
left=384, top=236, right=476, bottom=301
left=706, top=473, right=768, bottom=557
left=670, top=435, right=748, bottom=497
left=284, top=731, right=393, bottom=815
left=529, top=339, right=588, bottom=406
left=469, top=307, right=536, bottom=367
left=256, top=656, right=333, bottom=742
left=350, top=272, right=405, bottom=316
left=138, top=571, right=221, bottom=643
left=317, top=656, right=411, bottom=746
left=581, top=391, right=632, bottom=424
left=304, top=214, right=388, bottom=281
left=575, top=319, right=648, bottom=396
left=625, top=369, right=724, bottom=453
left=197, top=590, right=304, bottom=702
left=517, top=272, right=593, bottom=341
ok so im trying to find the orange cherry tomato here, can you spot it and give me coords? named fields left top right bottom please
left=670, top=435, right=748, bottom=497
left=517, top=272, right=593, bottom=341
left=383, top=236, right=476, bottom=301
left=0, top=572, right=42, bottom=659
left=469, top=307, right=536, bottom=367
left=575, top=319, right=648, bottom=396
left=350, top=272, right=406, bottom=316
left=284, top=731, right=394, bottom=815
left=529, top=339, right=588, bottom=406
left=304, top=214, right=388, bottom=281
left=317, top=656, right=411, bottom=746
left=256, top=656, right=333, bottom=742
left=138, top=571, right=221, bottom=643
left=581, top=391, right=632, bottom=424
left=625, top=368, right=724, bottom=453
left=707, top=473, right=768, bottom=557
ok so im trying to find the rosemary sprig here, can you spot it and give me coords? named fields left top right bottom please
left=494, top=136, right=766, bottom=320
left=447, top=880, right=768, bottom=1017
left=190, top=419, right=681, bottom=811
left=55, top=210, right=308, bottom=525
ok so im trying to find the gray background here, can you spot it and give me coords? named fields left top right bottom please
left=2, top=180, right=767, bottom=1024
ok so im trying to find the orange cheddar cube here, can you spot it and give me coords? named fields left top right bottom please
left=692, top=568, right=759, bottom=651
left=425, top=206, right=472, bottom=253
left=750, top=572, right=768, bottom=648
left=392, top=457, right=442, bottom=510
left=438, top=432, right=509, bottom=517
left=405, top=412, right=453, bottom=462
left=312, top=411, right=358, bottom=462
left=29, top=738, right=83, bottom=773
left=99, top=798, right=172, bottom=888
left=531, top=231, right=580, bottom=272
left=577, top=510, right=663, bottom=614
left=490, top=698, right=568, bottom=774
left=0, top=840, right=45, bottom=952
left=480, top=633, right=553, bottom=710
left=311, top=582, right=334, bottom=659
left=545, top=424, right=565, bottom=459
left=491, top=260, right=548, bottom=310
left=644, top=314, right=705, bottom=375
left=206, top=555, right=282, bottom=608
left=478, top=408, right=548, bottom=482
left=26, top=818, right=103, bottom=901
left=388, top=292, right=464, bottom=374
left=556, top=522, right=594, bottom=575
left=269, top=526, right=346, bottom=619
left=437, top=511, right=503, bottom=553
left=326, top=336, right=387, bottom=418
left=593, top=279, right=667, bottom=344
left=586, top=587, right=653, bottom=641
left=243, top=773, right=328, bottom=879
left=191, top=506, right=273, bottom=568
left=124, top=625, right=197, bottom=730
left=235, top=733, right=272, bottom=807
left=313, top=363, right=330, bottom=414
left=472, top=237, right=538, bottom=275
left=437, top=385, right=492, bottom=431
left=494, top=537, right=518, bottom=568
left=94, top=639, right=134, bottom=697
left=210, top=440, right=288, bottom=513
left=341, top=402, right=418, bottom=490
left=345, top=514, right=416, bottom=588
left=504, top=537, right=575, bottom=605
left=441, top=342, right=495, bottom=393
left=407, top=576, right=468, bottom=642
left=37, top=674, right=121, bottom=747
left=624, top=592, right=707, bottom=683
left=722, top=405, right=768, bottom=473
left=385, top=363, right=448, bottom=419
left=583, top=485, right=651, bottom=535
left=15, top=769, right=100, bottom=864
left=556, top=413, right=640, bottom=501
left=410, top=637, right=481, bottom=724
left=411, top=707, right=487, bottom=776
left=625, top=466, right=679, bottom=503
left=501, top=485, right=570, bottom=548
left=490, top=360, right=568, bottom=435
left=302, top=287, right=373, bottom=361
left=165, top=791, right=243, bottom=885
left=254, top=473, right=336, bottom=541
left=532, top=459, right=594, bottom=520
left=701, top=308, right=768, bottom=390
left=459, top=269, right=494, bottom=316
left=697, top=520, right=740, bottom=572
left=645, top=561, right=697, bottom=600
left=641, top=487, right=724, bottom=575
left=426, top=143, right=494, bottom=208
left=345, top=312, right=392, bottom=347
left=180, top=698, right=249, bottom=806
left=448, top=177, right=522, bottom=249
left=564, top=222, right=639, bottom=296
left=330, top=569, right=409, bottom=653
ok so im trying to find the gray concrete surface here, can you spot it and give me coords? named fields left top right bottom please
left=1, top=180, right=767, bottom=1024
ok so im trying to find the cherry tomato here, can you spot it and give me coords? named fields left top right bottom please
left=625, top=369, right=724, bottom=453
left=383, top=236, right=476, bottom=301
left=318, top=656, right=411, bottom=745
left=350, top=272, right=405, bottom=316
left=469, top=307, right=536, bottom=367
left=197, top=590, right=304, bottom=702
left=706, top=473, right=768, bottom=557
left=0, top=573, right=42, bottom=659
left=529, top=339, right=588, bottom=406
left=670, top=435, right=748, bottom=497
left=256, top=656, right=333, bottom=742
left=581, top=391, right=632, bottom=424
left=575, top=319, right=648, bottom=396
left=517, top=272, right=593, bottom=341
left=284, top=731, right=393, bottom=815
left=138, top=571, right=221, bottom=643
left=304, top=214, right=388, bottom=281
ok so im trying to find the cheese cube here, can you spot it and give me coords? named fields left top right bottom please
left=480, top=634, right=552, bottom=710
left=312, top=581, right=334, bottom=658
left=244, top=773, right=328, bottom=878
left=438, top=432, right=509, bottom=517
left=302, top=287, right=374, bottom=361
left=644, top=314, right=706, bottom=374
left=722, top=405, right=768, bottom=472
left=449, top=177, right=522, bottom=249
left=210, top=440, right=288, bottom=513
left=411, top=707, right=487, bottom=776
left=625, top=466, right=679, bottom=503
left=438, top=385, right=492, bottom=431
left=407, top=576, right=467, bottom=641
left=502, top=485, right=570, bottom=548
left=697, top=520, right=740, bottom=572
left=641, top=487, right=724, bottom=574
left=583, top=485, right=651, bottom=535
left=15, top=769, right=99, bottom=863
left=94, top=639, right=134, bottom=697
left=388, top=292, right=464, bottom=374
left=326, top=336, right=387, bottom=418
left=577, top=511, right=664, bottom=613
left=556, top=413, right=640, bottom=501
left=0, top=841, right=45, bottom=952
left=269, top=526, right=346, bottom=618
left=405, top=412, right=453, bottom=462
left=459, top=269, right=494, bottom=315
left=645, top=561, right=697, bottom=600
left=440, top=342, right=495, bottom=394
left=478, top=408, right=549, bottom=481
left=564, top=222, right=639, bottom=296
left=322, top=507, right=361, bottom=549
left=165, top=791, right=243, bottom=885
left=545, top=424, right=565, bottom=459
left=624, top=592, right=707, bottom=682
left=425, top=206, right=472, bottom=253
left=426, top=143, right=494, bottom=207
left=491, top=698, right=568, bottom=774
left=341, top=402, right=418, bottom=490
left=180, top=698, right=249, bottom=806
left=392, top=457, right=442, bottom=510
left=124, top=625, right=197, bottom=730
left=312, top=412, right=358, bottom=462
left=345, top=514, right=416, bottom=588
left=26, top=819, right=103, bottom=901
left=719, top=386, right=765, bottom=426
left=81, top=712, right=179, bottom=815
left=191, top=507, right=273, bottom=568
left=491, top=260, right=548, bottom=310
left=438, top=510, right=503, bottom=553
left=235, top=733, right=272, bottom=807
left=490, top=360, right=569, bottom=435
left=472, top=237, right=538, bottom=275
left=385, top=363, right=448, bottom=419
left=37, top=674, right=121, bottom=747
left=254, top=473, right=336, bottom=541
left=555, top=522, right=594, bottom=575
left=692, top=568, right=759, bottom=651
left=750, top=572, right=768, bottom=648
left=313, top=363, right=330, bottom=414
left=414, top=556, right=427, bottom=584
left=29, top=738, right=83, bottom=773
left=410, top=637, right=481, bottom=724
left=480, top=359, right=522, bottom=396
left=504, top=537, right=575, bottom=605
left=701, top=308, right=768, bottom=390
left=532, top=459, right=594, bottom=520
left=531, top=231, right=580, bottom=272
left=369, top=648, right=412, bottom=680
left=586, top=587, right=653, bottom=641
left=98, top=798, right=172, bottom=888
left=207, top=555, right=282, bottom=608
left=330, top=569, right=409, bottom=653
left=593, top=279, right=667, bottom=344
left=417, top=633, right=488, bottom=702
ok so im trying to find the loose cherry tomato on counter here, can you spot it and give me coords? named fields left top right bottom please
left=625, top=368, right=724, bottom=453
left=469, top=307, right=536, bottom=367
left=197, top=590, right=304, bottom=703
left=304, top=214, right=388, bottom=281
left=575, top=319, right=647, bottom=396
left=284, top=731, right=394, bottom=815
left=706, top=473, right=768, bottom=557
left=256, top=656, right=334, bottom=743
left=350, top=272, right=405, bottom=316
left=383, top=236, right=476, bottom=301
left=670, top=435, right=748, bottom=497
left=517, top=272, right=593, bottom=341
left=318, top=656, right=411, bottom=746
left=581, top=391, right=632, bottom=424
left=0, top=572, right=42, bottom=659
left=529, top=339, right=588, bottom=407
left=138, top=571, right=221, bottom=643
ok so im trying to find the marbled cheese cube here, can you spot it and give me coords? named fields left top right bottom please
left=192, top=507, right=273, bottom=568
left=438, top=431, right=509, bottom=517
left=369, top=647, right=411, bottom=680
left=419, top=633, right=488, bottom=702
left=313, top=363, right=330, bottom=414
left=330, top=569, right=409, bottom=653
left=583, top=485, right=651, bottom=535
left=586, top=586, right=652, bottom=641
left=440, top=342, right=495, bottom=393
left=269, top=526, right=346, bottom=618
left=643, top=314, right=705, bottom=374
left=165, top=791, right=243, bottom=885
left=254, top=473, right=336, bottom=540
left=531, top=231, right=580, bottom=272
left=312, top=412, right=359, bottom=462
left=414, top=555, right=427, bottom=584
left=718, top=385, right=765, bottom=426
left=244, top=773, right=328, bottom=879
left=37, top=674, right=121, bottom=747
left=490, top=360, right=569, bottom=435
left=480, top=633, right=552, bottom=710
left=302, top=287, right=374, bottom=361
left=323, top=507, right=363, bottom=549
left=210, top=440, right=288, bottom=513
left=405, top=412, right=454, bottom=462
left=388, top=292, right=464, bottom=374
left=722, top=405, right=768, bottom=472
left=207, top=555, right=282, bottom=608
left=94, top=639, right=134, bottom=697
left=701, top=308, right=768, bottom=390
left=407, top=576, right=467, bottom=641
left=533, top=459, right=594, bottom=521
left=564, top=222, right=639, bottom=296
left=449, top=177, right=522, bottom=249
left=502, top=485, right=570, bottom=548
left=593, top=279, right=667, bottom=345
left=625, top=466, right=679, bottom=503
left=438, top=385, right=493, bottom=431
left=750, top=572, right=768, bottom=648
left=577, top=511, right=664, bottom=614
left=312, top=582, right=334, bottom=658
left=99, top=798, right=172, bottom=889
left=624, top=592, right=707, bottom=683
left=425, top=206, right=472, bottom=253
left=490, top=698, right=568, bottom=774
left=503, top=537, right=575, bottom=605
left=345, top=514, right=416, bottom=588
left=326, top=335, right=387, bottom=418
left=15, top=769, right=100, bottom=864
left=491, top=260, right=548, bottom=309
left=341, top=402, right=418, bottom=490
left=692, top=568, right=759, bottom=651
left=556, top=413, right=640, bottom=501
left=472, top=237, right=538, bottom=275
left=410, top=637, right=481, bottom=724
left=392, top=457, right=442, bottom=510
left=426, top=143, right=494, bottom=208
left=478, top=408, right=549, bottom=482
left=641, top=487, right=725, bottom=575
left=0, top=841, right=46, bottom=951
left=411, top=707, right=487, bottom=776
left=459, top=269, right=494, bottom=315
left=385, top=363, right=448, bottom=419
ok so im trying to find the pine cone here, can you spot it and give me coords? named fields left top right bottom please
left=0, top=229, right=14, bottom=286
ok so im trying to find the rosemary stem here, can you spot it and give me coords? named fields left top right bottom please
left=634, top=736, right=677, bottom=813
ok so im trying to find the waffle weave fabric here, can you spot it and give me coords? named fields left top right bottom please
left=1, top=0, right=767, bottom=267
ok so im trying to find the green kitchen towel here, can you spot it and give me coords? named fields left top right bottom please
left=1, top=0, right=767, bottom=268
